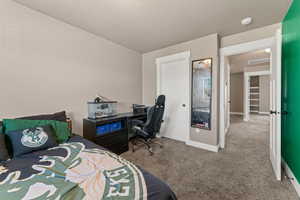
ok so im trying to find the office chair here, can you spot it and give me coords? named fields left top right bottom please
left=131, top=95, right=165, bottom=155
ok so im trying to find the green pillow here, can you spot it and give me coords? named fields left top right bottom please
left=3, top=119, right=70, bottom=143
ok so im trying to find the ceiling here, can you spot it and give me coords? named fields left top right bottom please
left=13, top=0, right=291, bottom=53
left=229, top=50, right=270, bottom=73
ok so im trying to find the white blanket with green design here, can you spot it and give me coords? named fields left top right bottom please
left=0, top=142, right=147, bottom=200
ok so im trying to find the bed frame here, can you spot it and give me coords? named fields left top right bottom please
left=67, top=118, right=72, bottom=133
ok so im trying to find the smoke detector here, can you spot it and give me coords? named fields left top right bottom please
left=241, top=17, right=252, bottom=26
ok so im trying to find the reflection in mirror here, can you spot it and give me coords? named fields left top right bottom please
left=191, top=58, right=212, bottom=130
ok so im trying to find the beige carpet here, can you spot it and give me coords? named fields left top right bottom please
left=122, top=114, right=298, bottom=200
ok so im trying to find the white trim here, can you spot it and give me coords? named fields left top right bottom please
left=186, top=140, right=219, bottom=153
left=258, top=112, right=270, bottom=115
left=219, top=37, right=274, bottom=149
left=226, top=62, right=231, bottom=132
left=230, top=112, right=243, bottom=115
left=282, top=159, right=300, bottom=197
left=219, top=53, right=226, bottom=148
left=220, top=37, right=274, bottom=56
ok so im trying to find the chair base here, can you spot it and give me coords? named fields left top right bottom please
left=131, top=137, right=163, bottom=156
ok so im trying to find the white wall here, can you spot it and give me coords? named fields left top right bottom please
left=0, top=0, right=142, bottom=135
left=230, top=73, right=244, bottom=113
left=259, top=75, right=270, bottom=113
left=220, top=23, right=280, bottom=48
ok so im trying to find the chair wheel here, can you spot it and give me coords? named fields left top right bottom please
left=149, top=148, right=154, bottom=155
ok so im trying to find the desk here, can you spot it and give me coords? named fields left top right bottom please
left=83, top=112, right=147, bottom=154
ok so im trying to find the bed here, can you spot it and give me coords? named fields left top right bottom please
left=0, top=115, right=177, bottom=200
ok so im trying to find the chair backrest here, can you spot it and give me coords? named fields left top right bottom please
left=143, top=95, right=165, bottom=137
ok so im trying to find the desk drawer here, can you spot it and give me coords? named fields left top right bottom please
left=93, top=130, right=128, bottom=155
left=94, top=131, right=127, bottom=145
left=106, top=143, right=129, bottom=155
left=94, top=140, right=128, bottom=155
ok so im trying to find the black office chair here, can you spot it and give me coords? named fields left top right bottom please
left=131, top=95, right=165, bottom=155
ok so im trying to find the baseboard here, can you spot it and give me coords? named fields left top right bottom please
left=282, top=159, right=300, bottom=197
left=225, top=127, right=229, bottom=135
left=186, top=140, right=219, bottom=152
left=225, top=125, right=230, bottom=135
left=230, top=112, right=243, bottom=115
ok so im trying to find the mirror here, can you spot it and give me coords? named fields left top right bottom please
left=191, top=58, right=212, bottom=130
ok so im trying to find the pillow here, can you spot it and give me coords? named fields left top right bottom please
left=0, top=134, right=9, bottom=161
left=6, top=125, right=58, bottom=157
left=3, top=119, right=70, bottom=143
left=17, top=111, right=67, bottom=122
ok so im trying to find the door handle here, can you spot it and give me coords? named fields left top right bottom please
left=270, top=110, right=277, bottom=115
left=270, top=110, right=289, bottom=115
left=182, top=104, right=186, bottom=107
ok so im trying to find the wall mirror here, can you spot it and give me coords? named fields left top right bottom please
left=191, top=58, right=212, bottom=130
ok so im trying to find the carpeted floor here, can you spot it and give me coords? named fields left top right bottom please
left=122, top=114, right=298, bottom=200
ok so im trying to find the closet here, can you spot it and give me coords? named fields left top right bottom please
left=249, top=76, right=260, bottom=113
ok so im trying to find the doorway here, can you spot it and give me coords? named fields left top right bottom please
left=156, top=51, right=190, bottom=142
left=226, top=49, right=271, bottom=139
left=220, top=29, right=282, bottom=180
left=224, top=48, right=272, bottom=133
left=225, top=49, right=271, bottom=159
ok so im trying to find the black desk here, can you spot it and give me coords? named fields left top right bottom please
left=83, top=112, right=147, bottom=154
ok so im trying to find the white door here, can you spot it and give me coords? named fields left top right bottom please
left=156, top=51, right=190, bottom=142
left=269, top=29, right=282, bottom=181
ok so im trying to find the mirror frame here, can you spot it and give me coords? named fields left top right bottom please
left=191, top=58, right=213, bottom=130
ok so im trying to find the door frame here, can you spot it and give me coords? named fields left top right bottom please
left=243, top=71, right=271, bottom=121
left=225, top=61, right=231, bottom=134
left=219, top=37, right=275, bottom=149
left=156, top=51, right=191, bottom=142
